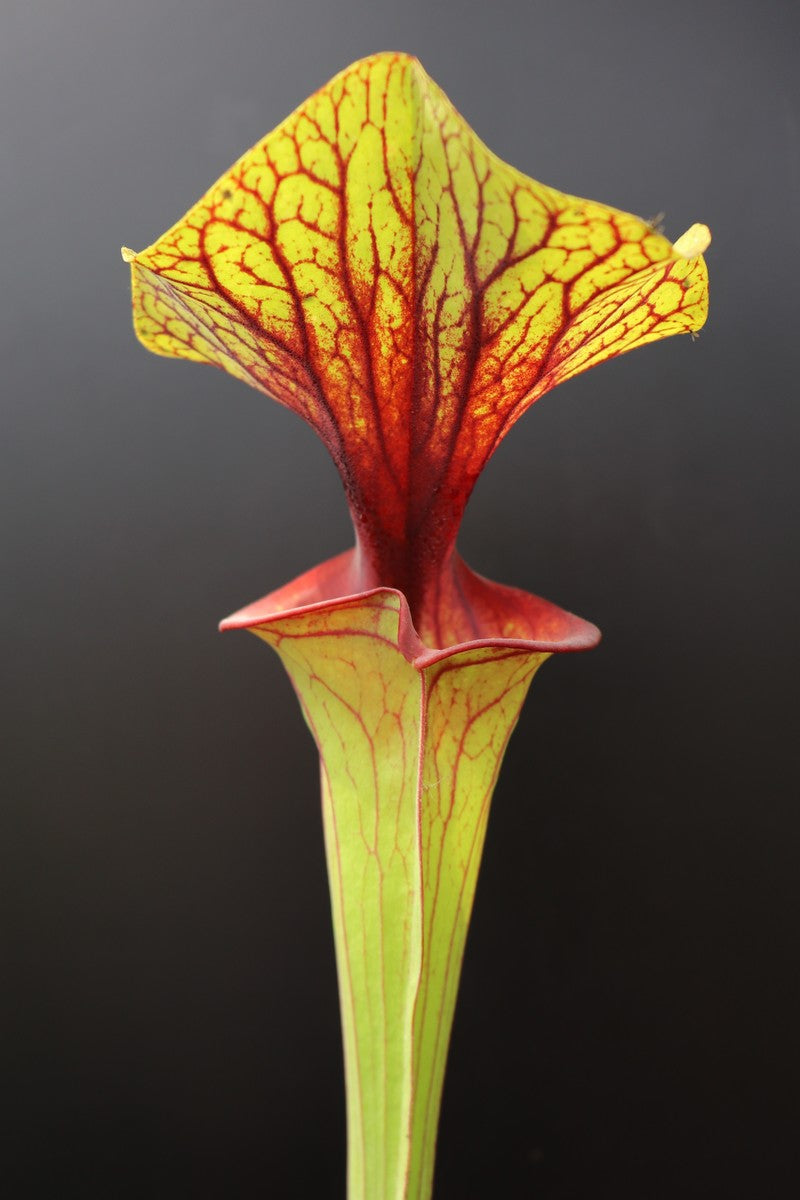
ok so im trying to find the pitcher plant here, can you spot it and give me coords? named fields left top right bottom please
left=124, top=52, right=709, bottom=1199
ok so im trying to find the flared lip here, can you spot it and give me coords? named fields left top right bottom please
left=219, top=582, right=600, bottom=669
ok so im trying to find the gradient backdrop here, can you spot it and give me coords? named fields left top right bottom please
left=3, top=1, right=798, bottom=1196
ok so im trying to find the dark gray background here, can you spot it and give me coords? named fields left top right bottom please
left=3, top=0, right=798, bottom=1196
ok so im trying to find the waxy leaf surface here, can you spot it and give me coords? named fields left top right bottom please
left=223, top=587, right=560, bottom=1198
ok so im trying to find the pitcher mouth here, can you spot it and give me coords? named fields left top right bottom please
left=219, top=546, right=600, bottom=666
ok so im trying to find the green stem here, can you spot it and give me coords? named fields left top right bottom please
left=253, top=596, right=549, bottom=1198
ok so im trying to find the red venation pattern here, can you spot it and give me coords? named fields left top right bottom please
left=129, top=53, right=708, bottom=642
